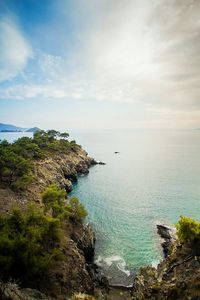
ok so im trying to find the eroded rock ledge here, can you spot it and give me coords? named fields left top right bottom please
left=0, top=147, right=97, bottom=212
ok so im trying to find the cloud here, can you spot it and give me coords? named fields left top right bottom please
left=80, top=0, right=200, bottom=112
left=0, top=17, right=32, bottom=82
left=0, top=0, right=200, bottom=128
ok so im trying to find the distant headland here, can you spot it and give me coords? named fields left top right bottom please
left=0, top=122, right=40, bottom=133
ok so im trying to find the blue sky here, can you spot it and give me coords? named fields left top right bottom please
left=0, top=0, right=200, bottom=130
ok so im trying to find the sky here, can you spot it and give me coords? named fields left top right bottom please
left=0, top=0, right=200, bottom=130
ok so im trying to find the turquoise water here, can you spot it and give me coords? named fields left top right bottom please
left=69, top=129, right=200, bottom=284
left=1, top=130, right=200, bottom=284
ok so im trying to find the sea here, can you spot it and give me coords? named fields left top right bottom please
left=1, top=129, right=200, bottom=285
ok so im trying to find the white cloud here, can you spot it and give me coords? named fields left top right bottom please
left=1, top=0, right=200, bottom=128
left=81, top=0, right=200, bottom=112
left=0, top=17, right=32, bottom=82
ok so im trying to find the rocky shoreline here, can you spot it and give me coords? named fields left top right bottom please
left=0, top=146, right=101, bottom=212
left=0, top=144, right=109, bottom=299
left=157, top=224, right=176, bottom=258
left=0, top=142, right=199, bottom=300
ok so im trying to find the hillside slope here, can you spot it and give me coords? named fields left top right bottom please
left=0, top=131, right=105, bottom=299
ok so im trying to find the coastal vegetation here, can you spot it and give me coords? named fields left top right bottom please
left=0, top=131, right=97, bottom=298
left=0, top=185, right=88, bottom=285
left=0, top=130, right=78, bottom=191
left=0, top=130, right=199, bottom=299
left=42, top=184, right=88, bottom=222
left=176, top=216, right=200, bottom=254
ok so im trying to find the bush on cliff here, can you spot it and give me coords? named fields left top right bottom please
left=66, top=197, right=88, bottom=222
left=42, top=184, right=67, bottom=218
left=176, top=216, right=200, bottom=254
left=0, top=184, right=88, bottom=286
left=0, top=144, right=34, bottom=190
left=42, top=185, right=87, bottom=222
left=0, top=205, right=63, bottom=283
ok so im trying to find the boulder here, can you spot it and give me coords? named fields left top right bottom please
left=157, top=224, right=172, bottom=240
left=157, top=224, right=173, bottom=258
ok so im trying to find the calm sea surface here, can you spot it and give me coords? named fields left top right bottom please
left=1, top=130, right=200, bottom=284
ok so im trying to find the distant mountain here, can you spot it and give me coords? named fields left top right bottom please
left=26, top=127, right=41, bottom=132
left=0, top=123, right=41, bottom=133
left=0, top=123, right=26, bottom=132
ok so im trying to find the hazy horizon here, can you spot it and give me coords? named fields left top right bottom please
left=0, top=0, right=200, bottom=130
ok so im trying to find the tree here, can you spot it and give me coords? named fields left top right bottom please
left=42, top=186, right=87, bottom=222
left=13, top=137, right=44, bottom=159
left=0, top=205, right=63, bottom=283
left=33, top=130, right=49, bottom=148
left=59, top=132, right=69, bottom=140
left=42, top=185, right=66, bottom=218
left=0, top=147, right=33, bottom=190
left=176, top=216, right=200, bottom=255
left=66, top=197, right=88, bottom=222
left=47, top=130, right=60, bottom=142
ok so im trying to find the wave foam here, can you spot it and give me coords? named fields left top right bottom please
left=95, top=255, right=130, bottom=276
left=151, top=259, right=160, bottom=268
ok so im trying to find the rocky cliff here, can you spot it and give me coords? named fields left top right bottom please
left=0, top=146, right=96, bottom=212
left=0, top=144, right=104, bottom=299
left=132, top=225, right=200, bottom=300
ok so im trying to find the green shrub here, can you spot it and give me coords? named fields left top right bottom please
left=42, top=184, right=67, bottom=217
left=66, top=197, right=88, bottom=222
left=176, top=216, right=200, bottom=254
left=0, top=205, right=63, bottom=283
left=0, top=146, right=33, bottom=190
left=12, top=174, right=35, bottom=190
left=13, top=137, right=45, bottom=159
left=42, top=185, right=87, bottom=222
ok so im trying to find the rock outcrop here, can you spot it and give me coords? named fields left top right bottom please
left=0, top=147, right=97, bottom=212
left=38, top=223, right=96, bottom=299
left=157, top=224, right=175, bottom=258
left=132, top=227, right=200, bottom=300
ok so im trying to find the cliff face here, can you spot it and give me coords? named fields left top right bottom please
left=0, top=146, right=96, bottom=212
left=0, top=221, right=98, bottom=300
left=132, top=233, right=200, bottom=300
left=39, top=222, right=96, bottom=298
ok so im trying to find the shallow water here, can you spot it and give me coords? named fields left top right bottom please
left=1, top=129, right=200, bottom=284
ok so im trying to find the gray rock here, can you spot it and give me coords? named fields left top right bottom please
left=157, top=224, right=173, bottom=258
left=157, top=225, right=172, bottom=240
